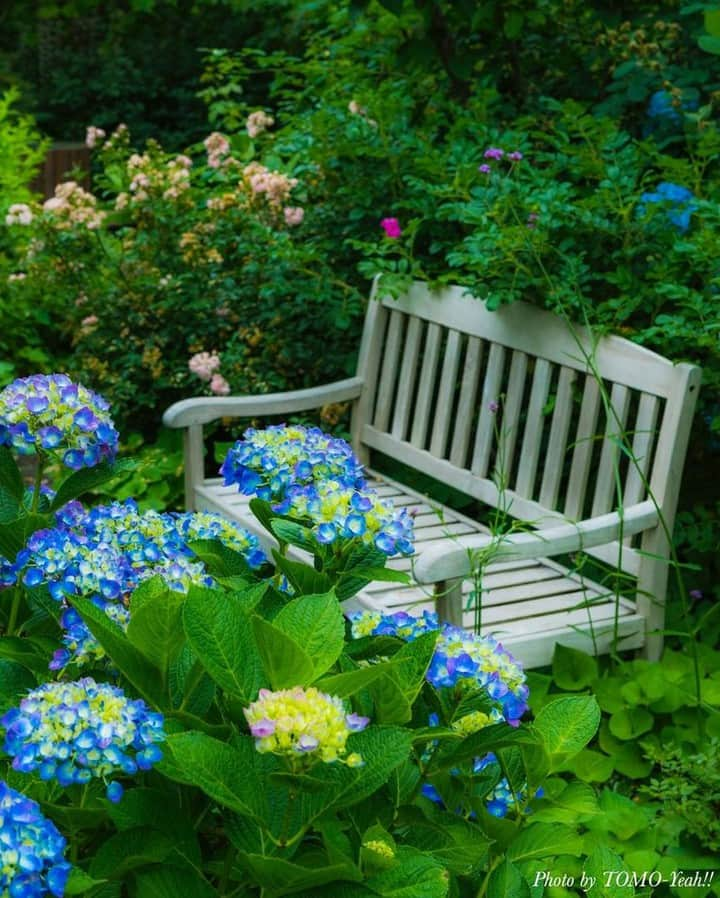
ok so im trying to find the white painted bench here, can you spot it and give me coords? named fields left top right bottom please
left=163, top=280, right=700, bottom=667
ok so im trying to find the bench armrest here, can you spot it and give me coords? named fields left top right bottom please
left=413, top=500, right=659, bottom=584
left=163, top=377, right=364, bottom=428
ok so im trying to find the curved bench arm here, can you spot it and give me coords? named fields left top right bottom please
left=414, top=500, right=659, bottom=585
left=163, top=377, right=364, bottom=428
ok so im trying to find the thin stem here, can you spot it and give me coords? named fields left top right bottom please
left=31, top=456, right=45, bottom=513
left=6, top=587, right=22, bottom=637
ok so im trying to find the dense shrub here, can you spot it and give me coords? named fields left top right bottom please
left=3, top=121, right=364, bottom=434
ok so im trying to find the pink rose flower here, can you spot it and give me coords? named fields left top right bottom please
left=380, top=217, right=402, bottom=238
left=210, top=373, right=231, bottom=396
left=189, top=351, right=221, bottom=381
left=283, top=206, right=304, bottom=226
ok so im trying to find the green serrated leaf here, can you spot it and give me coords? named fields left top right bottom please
left=552, top=643, right=598, bottom=691
left=50, top=459, right=135, bottom=509
left=507, top=822, right=583, bottom=862
left=274, top=591, right=344, bottom=679
left=0, top=447, right=24, bottom=501
left=253, top=615, right=316, bottom=688
left=533, top=696, right=601, bottom=768
left=126, top=586, right=186, bottom=674
left=71, top=596, right=166, bottom=707
left=183, top=586, right=264, bottom=702
left=487, top=859, right=532, bottom=898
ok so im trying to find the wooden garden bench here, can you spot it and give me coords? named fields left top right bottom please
left=163, top=280, right=700, bottom=667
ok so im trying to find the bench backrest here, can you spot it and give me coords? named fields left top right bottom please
left=351, top=280, right=701, bottom=575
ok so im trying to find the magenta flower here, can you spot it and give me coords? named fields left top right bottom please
left=380, top=218, right=402, bottom=239
left=484, top=148, right=504, bottom=160
left=478, top=164, right=491, bottom=174
left=507, top=151, right=524, bottom=162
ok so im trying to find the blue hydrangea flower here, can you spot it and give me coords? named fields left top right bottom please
left=6, top=502, right=266, bottom=671
left=350, top=611, right=528, bottom=725
left=420, top=752, right=543, bottom=818
left=0, top=374, right=118, bottom=470
left=1, top=678, right=165, bottom=802
left=0, top=781, right=71, bottom=898
left=645, top=89, right=697, bottom=131
left=638, top=182, right=696, bottom=232
left=280, top=479, right=414, bottom=557
left=220, top=424, right=366, bottom=500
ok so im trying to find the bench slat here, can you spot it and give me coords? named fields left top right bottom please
left=410, top=323, right=442, bottom=449
left=391, top=316, right=423, bottom=441
left=515, top=358, right=552, bottom=499
left=539, top=366, right=578, bottom=509
left=564, top=376, right=602, bottom=520
left=471, top=343, right=506, bottom=478
left=430, top=330, right=463, bottom=457
left=591, top=383, right=631, bottom=517
left=450, top=336, right=483, bottom=467
left=373, top=310, right=404, bottom=432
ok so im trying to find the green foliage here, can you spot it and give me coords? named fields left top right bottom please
left=0, top=447, right=627, bottom=898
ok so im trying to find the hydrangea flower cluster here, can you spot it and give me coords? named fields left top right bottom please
left=350, top=611, right=528, bottom=725
left=221, top=425, right=365, bottom=500
left=0, top=374, right=119, bottom=470
left=638, top=182, right=695, bottom=233
left=0, top=781, right=71, bottom=898
left=244, top=687, right=368, bottom=766
left=1, top=678, right=165, bottom=802
left=282, top=479, right=414, bottom=556
left=4, top=500, right=266, bottom=670
left=421, top=751, right=541, bottom=818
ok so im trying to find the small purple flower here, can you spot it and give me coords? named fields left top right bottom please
left=507, top=151, right=523, bottom=162
left=478, top=164, right=492, bottom=174
left=484, top=148, right=504, bottom=160
left=296, top=734, right=319, bottom=752
left=250, top=719, right=276, bottom=738
left=689, top=589, right=703, bottom=601
left=345, top=713, right=370, bottom=732
left=489, top=400, right=499, bottom=413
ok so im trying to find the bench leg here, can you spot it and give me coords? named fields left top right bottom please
left=435, top=579, right=464, bottom=627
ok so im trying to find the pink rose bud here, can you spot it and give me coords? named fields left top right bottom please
left=210, top=373, right=231, bottom=396
left=380, top=217, right=402, bottom=238
left=283, top=206, right=304, bottom=226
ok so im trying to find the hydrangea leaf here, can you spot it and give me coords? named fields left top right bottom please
left=552, top=644, right=598, bottom=691
left=274, top=591, right=345, bottom=680
left=133, top=865, right=218, bottom=898
left=0, top=446, right=23, bottom=500
left=506, top=823, right=583, bottom=862
left=486, top=859, right=532, bottom=898
left=184, top=585, right=265, bottom=702
left=50, top=458, right=135, bottom=510
left=533, top=696, right=601, bottom=768
left=126, top=586, right=186, bottom=675
left=236, top=853, right=362, bottom=891
left=71, top=596, right=168, bottom=707
left=252, top=616, right=316, bottom=689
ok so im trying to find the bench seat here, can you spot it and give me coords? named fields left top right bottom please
left=193, top=471, right=645, bottom=669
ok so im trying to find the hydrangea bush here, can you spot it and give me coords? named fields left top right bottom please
left=0, top=374, right=607, bottom=897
